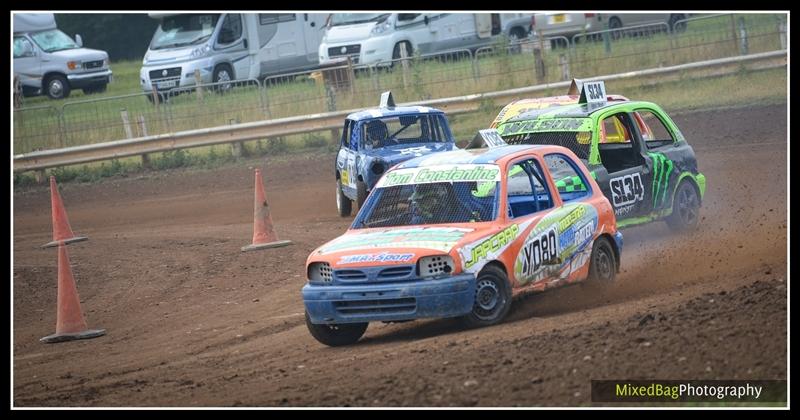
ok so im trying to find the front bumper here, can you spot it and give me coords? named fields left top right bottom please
left=67, top=69, right=112, bottom=89
left=140, top=58, right=214, bottom=93
left=303, top=273, right=476, bottom=324
left=320, top=37, right=395, bottom=67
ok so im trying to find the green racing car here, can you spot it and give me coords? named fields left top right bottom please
left=491, top=79, right=706, bottom=230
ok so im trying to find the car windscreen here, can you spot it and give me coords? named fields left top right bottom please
left=361, top=114, right=449, bottom=150
left=30, top=29, right=78, bottom=53
left=330, top=13, right=389, bottom=26
left=150, top=14, right=221, bottom=50
left=353, top=181, right=499, bottom=229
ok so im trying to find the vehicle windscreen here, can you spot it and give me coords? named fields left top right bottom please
left=331, top=13, right=390, bottom=26
left=361, top=114, right=451, bottom=150
left=30, top=30, right=78, bottom=53
left=150, top=14, right=221, bottom=50
left=352, top=165, right=501, bottom=229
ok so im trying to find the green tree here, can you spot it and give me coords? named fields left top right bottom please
left=54, top=13, right=159, bottom=61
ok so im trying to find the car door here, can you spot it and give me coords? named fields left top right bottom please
left=216, top=13, right=250, bottom=80
left=595, top=111, right=651, bottom=220
left=302, top=14, right=326, bottom=65
left=503, top=156, right=562, bottom=288
left=336, top=120, right=358, bottom=197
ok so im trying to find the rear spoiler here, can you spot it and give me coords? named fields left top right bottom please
left=465, top=128, right=507, bottom=149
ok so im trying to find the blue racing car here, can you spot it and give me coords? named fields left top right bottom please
left=335, top=91, right=458, bottom=216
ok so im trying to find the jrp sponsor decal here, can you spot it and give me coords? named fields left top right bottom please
left=378, top=164, right=500, bottom=188
left=338, top=252, right=415, bottom=265
left=462, top=224, right=520, bottom=272
left=319, top=227, right=472, bottom=254
left=610, top=173, right=644, bottom=207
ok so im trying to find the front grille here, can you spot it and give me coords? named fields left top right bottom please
left=377, top=266, right=413, bottom=280
left=83, top=60, right=104, bottom=69
left=335, top=269, right=368, bottom=282
left=149, top=67, right=182, bottom=81
left=334, top=297, right=417, bottom=316
left=328, top=44, right=361, bottom=57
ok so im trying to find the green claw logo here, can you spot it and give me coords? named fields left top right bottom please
left=649, top=153, right=674, bottom=209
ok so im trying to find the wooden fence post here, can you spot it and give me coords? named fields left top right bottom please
left=137, top=115, right=151, bottom=169
left=194, top=69, right=203, bottom=101
left=120, top=108, right=133, bottom=139
left=400, top=42, right=410, bottom=89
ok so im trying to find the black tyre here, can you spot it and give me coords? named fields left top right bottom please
left=45, top=74, right=70, bottom=100
left=356, top=180, right=368, bottom=210
left=508, top=27, right=527, bottom=54
left=669, top=14, right=687, bottom=33
left=305, top=311, right=367, bottom=347
left=666, top=181, right=700, bottom=232
left=608, top=17, right=623, bottom=40
left=336, top=179, right=352, bottom=217
left=213, top=64, right=233, bottom=93
left=461, top=265, right=512, bottom=328
left=82, top=83, right=107, bottom=95
left=587, top=236, right=616, bottom=286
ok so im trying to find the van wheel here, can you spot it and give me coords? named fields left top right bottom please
left=608, top=17, right=623, bottom=40
left=336, top=179, right=352, bottom=217
left=669, top=14, right=687, bottom=33
left=461, top=265, right=512, bottom=328
left=213, top=64, right=233, bottom=93
left=509, top=27, right=527, bottom=53
left=45, top=75, right=70, bottom=100
left=356, top=180, right=368, bottom=210
left=666, top=181, right=700, bottom=232
left=305, top=312, right=367, bottom=347
left=392, top=42, right=412, bottom=61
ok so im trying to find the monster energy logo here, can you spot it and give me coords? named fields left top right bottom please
left=649, top=153, right=674, bottom=209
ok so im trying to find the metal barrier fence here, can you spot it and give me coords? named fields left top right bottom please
left=12, top=13, right=787, bottom=156
left=572, top=22, right=671, bottom=45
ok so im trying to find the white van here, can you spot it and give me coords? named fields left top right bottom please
left=319, top=13, right=533, bottom=67
left=140, top=13, right=327, bottom=94
left=13, top=13, right=113, bottom=100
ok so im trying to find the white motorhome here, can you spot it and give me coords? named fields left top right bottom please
left=140, top=13, right=327, bottom=94
left=319, top=13, right=533, bottom=67
left=13, top=13, right=113, bottom=100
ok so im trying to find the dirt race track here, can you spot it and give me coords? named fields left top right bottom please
left=13, top=104, right=787, bottom=407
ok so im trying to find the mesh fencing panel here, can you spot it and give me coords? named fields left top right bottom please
left=503, top=131, right=592, bottom=160
left=356, top=182, right=498, bottom=228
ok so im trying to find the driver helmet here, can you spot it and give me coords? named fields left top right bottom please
left=366, top=119, right=388, bottom=147
left=409, top=183, right=450, bottom=217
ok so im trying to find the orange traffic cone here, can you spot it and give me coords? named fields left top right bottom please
left=40, top=245, right=105, bottom=343
left=42, top=176, right=88, bottom=249
left=241, top=169, right=292, bottom=252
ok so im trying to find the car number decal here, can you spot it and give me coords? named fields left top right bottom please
left=610, top=173, right=644, bottom=207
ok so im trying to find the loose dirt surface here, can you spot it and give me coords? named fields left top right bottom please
left=13, top=104, right=787, bottom=407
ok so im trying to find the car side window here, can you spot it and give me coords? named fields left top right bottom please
left=635, top=110, right=675, bottom=148
left=506, top=159, right=553, bottom=219
left=544, top=153, right=591, bottom=202
left=14, top=37, right=34, bottom=58
left=600, top=114, right=632, bottom=144
left=219, top=14, right=243, bottom=45
left=341, top=120, right=351, bottom=149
